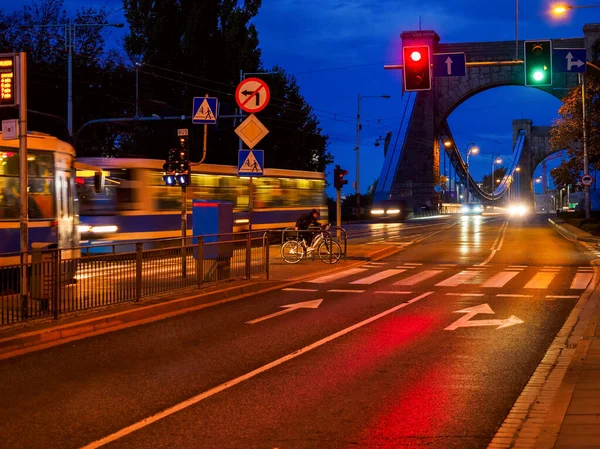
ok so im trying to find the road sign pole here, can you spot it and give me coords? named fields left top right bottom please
left=336, top=188, right=341, bottom=240
left=580, top=73, right=591, bottom=219
left=248, top=177, right=253, bottom=232
left=17, top=52, right=28, bottom=304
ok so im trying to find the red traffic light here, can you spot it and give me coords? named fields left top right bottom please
left=334, top=165, right=349, bottom=190
left=402, top=45, right=432, bottom=92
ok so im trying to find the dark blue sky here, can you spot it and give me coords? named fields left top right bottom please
left=5, top=0, right=596, bottom=196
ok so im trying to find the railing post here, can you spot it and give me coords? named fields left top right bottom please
left=245, top=233, right=252, bottom=279
left=196, top=237, right=204, bottom=287
left=135, top=242, right=143, bottom=301
left=53, top=249, right=61, bottom=320
left=20, top=252, right=28, bottom=321
left=265, top=233, right=270, bottom=280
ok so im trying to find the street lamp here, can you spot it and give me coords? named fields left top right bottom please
left=24, top=21, right=124, bottom=137
left=491, top=155, right=502, bottom=201
left=356, top=93, right=391, bottom=216
left=465, top=143, right=479, bottom=203
left=551, top=3, right=600, bottom=15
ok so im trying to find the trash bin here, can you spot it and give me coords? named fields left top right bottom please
left=30, top=242, right=58, bottom=309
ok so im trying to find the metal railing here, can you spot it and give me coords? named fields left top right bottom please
left=0, top=232, right=268, bottom=327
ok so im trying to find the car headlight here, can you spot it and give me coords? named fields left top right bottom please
left=371, top=209, right=385, bottom=215
left=386, top=209, right=400, bottom=215
left=461, top=206, right=470, bottom=213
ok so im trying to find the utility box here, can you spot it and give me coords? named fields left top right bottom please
left=30, top=242, right=58, bottom=310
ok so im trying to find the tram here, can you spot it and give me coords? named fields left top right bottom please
left=75, top=158, right=327, bottom=243
left=0, top=131, right=79, bottom=263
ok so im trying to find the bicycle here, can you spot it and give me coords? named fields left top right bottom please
left=281, top=224, right=342, bottom=264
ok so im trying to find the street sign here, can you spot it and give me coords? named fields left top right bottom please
left=192, top=97, right=218, bottom=124
left=235, top=114, right=269, bottom=149
left=433, top=52, right=466, bottom=77
left=445, top=304, right=524, bottom=331
left=236, top=77, right=270, bottom=113
left=177, top=128, right=188, bottom=136
left=2, top=119, right=17, bottom=140
left=238, top=149, right=264, bottom=176
left=554, top=48, right=586, bottom=73
left=581, top=174, right=594, bottom=186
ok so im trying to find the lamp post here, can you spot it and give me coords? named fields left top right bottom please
left=515, top=166, right=521, bottom=201
left=24, top=21, right=124, bottom=137
left=491, top=155, right=502, bottom=202
left=552, top=3, right=600, bottom=15
left=465, top=143, right=479, bottom=203
left=356, top=94, right=390, bottom=216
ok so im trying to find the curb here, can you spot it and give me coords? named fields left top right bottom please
left=0, top=243, right=402, bottom=360
left=548, top=218, right=600, bottom=243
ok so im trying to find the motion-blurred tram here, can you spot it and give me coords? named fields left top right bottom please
left=0, top=131, right=79, bottom=263
left=75, top=158, right=327, bottom=243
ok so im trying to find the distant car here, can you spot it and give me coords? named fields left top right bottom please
left=461, top=203, right=484, bottom=215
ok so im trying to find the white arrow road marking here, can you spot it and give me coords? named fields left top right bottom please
left=566, top=52, right=585, bottom=71
left=246, top=299, right=323, bottom=324
left=445, top=303, right=524, bottom=331
left=445, top=56, right=453, bottom=74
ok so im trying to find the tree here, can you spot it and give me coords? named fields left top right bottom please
left=481, top=166, right=507, bottom=194
left=549, top=71, right=600, bottom=187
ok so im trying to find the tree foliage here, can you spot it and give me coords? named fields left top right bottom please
left=549, top=71, right=600, bottom=188
left=481, top=166, right=507, bottom=193
left=0, top=0, right=330, bottom=172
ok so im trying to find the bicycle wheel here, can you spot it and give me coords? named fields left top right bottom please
left=281, top=240, right=304, bottom=264
left=318, top=239, right=342, bottom=264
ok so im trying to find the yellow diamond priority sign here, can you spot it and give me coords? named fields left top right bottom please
left=235, top=114, right=269, bottom=149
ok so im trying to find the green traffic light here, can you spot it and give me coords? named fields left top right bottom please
left=524, top=40, right=552, bottom=87
left=533, top=70, right=544, bottom=82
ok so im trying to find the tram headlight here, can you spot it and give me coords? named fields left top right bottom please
left=90, top=225, right=118, bottom=233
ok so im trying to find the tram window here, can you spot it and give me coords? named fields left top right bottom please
left=0, top=177, right=18, bottom=219
left=0, top=177, right=54, bottom=220
left=0, top=149, right=18, bottom=176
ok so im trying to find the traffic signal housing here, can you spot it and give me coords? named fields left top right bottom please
left=524, top=40, right=552, bottom=87
left=403, top=45, right=432, bottom=92
left=334, top=165, right=349, bottom=190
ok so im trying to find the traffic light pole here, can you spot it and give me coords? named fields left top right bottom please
left=580, top=73, right=591, bottom=219
left=181, top=184, right=187, bottom=278
left=336, top=188, right=341, bottom=240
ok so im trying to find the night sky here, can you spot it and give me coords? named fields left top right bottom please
left=5, top=0, right=596, bottom=196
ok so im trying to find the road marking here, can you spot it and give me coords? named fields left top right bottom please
left=467, top=267, right=486, bottom=270
left=445, top=303, right=524, bottom=331
left=546, top=295, right=579, bottom=299
left=397, top=265, right=416, bottom=269
left=79, top=291, right=434, bottom=449
left=445, top=293, right=485, bottom=297
left=509, top=265, right=527, bottom=268
left=404, top=263, right=423, bottom=266
left=524, top=272, right=558, bottom=289
left=435, top=270, right=480, bottom=287
left=327, top=289, right=365, bottom=293
left=282, top=288, right=318, bottom=292
left=350, top=269, right=406, bottom=285
left=570, top=272, right=593, bottom=290
left=438, top=263, right=457, bottom=267
left=479, top=221, right=508, bottom=266
left=393, top=269, right=444, bottom=286
left=496, top=294, right=533, bottom=298
left=246, top=299, right=323, bottom=324
left=374, top=291, right=413, bottom=295
left=481, top=271, right=520, bottom=288
left=368, top=262, right=387, bottom=266
left=308, top=268, right=367, bottom=284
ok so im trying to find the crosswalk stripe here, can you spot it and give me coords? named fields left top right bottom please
left=350, top=269, right=406, bottom=285
left=524, top=272, right=558, bottom=289
left=309, top=268, right=367, bottom=284
left=570, top=273, right=593, bottom=290
left=482, top=271, right=520, bottom=288
left=393, top=269, right=444, bottom=286
left=435, top=270, right=479, bottom=287
left=546, top=295, right=579, bottom=299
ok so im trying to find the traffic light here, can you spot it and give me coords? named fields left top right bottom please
left=334, top=165, right=348, bottom=190
left=402, top=45, right=432, bottom=91
left=524, top=40, right=552, bottom=87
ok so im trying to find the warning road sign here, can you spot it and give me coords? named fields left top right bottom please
left=238, top=150, right=264, bottom=176
left=236, top=78, right=270, bottom=113
left=192, top=97, right=218, bottom=124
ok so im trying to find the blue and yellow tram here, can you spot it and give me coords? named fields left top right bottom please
left=75, top=158, right=327, bottom=243
left=0, top=132, right=79, bottom=261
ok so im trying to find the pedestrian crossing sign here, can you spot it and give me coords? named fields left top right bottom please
left=238, top=149, right=264, bottom=177
left=192, top=97, right=218, bottom=124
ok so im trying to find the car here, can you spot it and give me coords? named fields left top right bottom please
left=461, top=203, right=484, bottom=215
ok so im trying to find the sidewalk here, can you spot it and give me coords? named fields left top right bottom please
left=489, top=236, right=600, bottom=448
left=0, top=240, right=400, bottom=360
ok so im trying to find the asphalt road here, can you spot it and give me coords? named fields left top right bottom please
left=0, top=214, right=593, bottom=449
